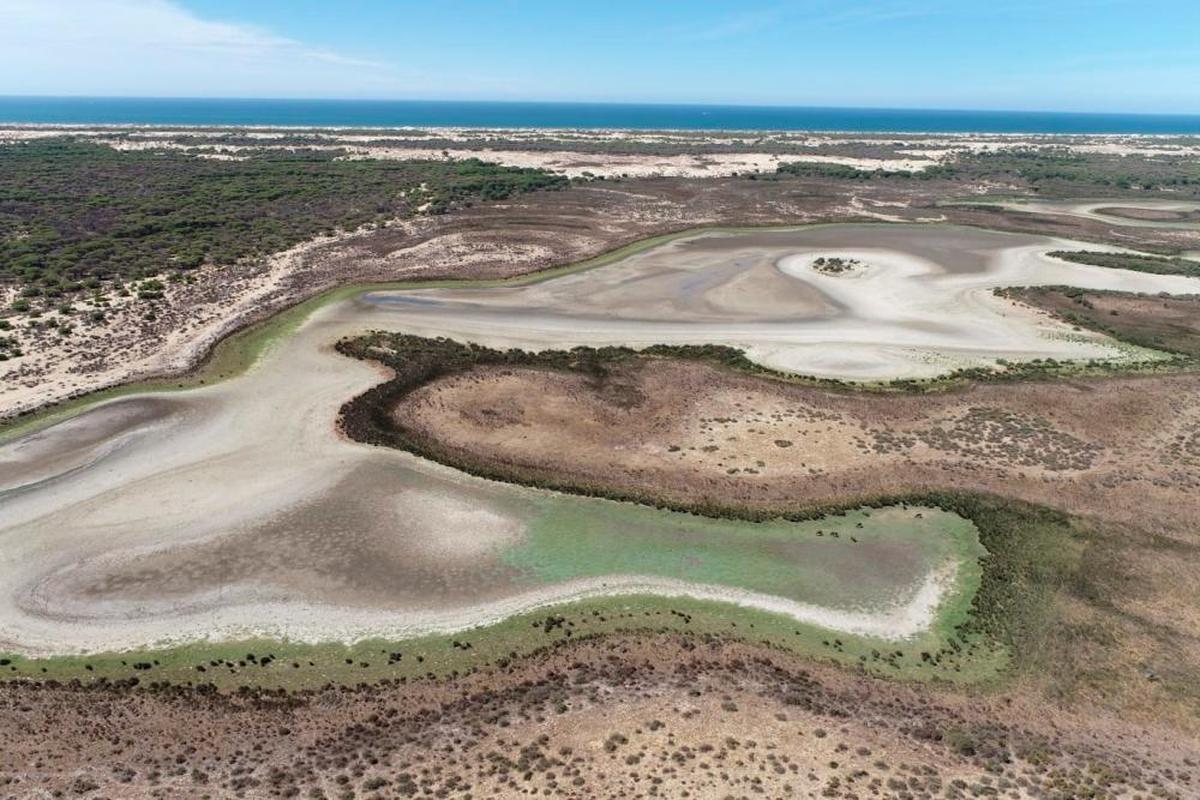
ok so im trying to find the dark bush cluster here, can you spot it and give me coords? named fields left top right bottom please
left=772, top=146, right=1200, bottom=193
left=1047, top=249, right=1200, bottom=277
left=0, top=139, right=568, bottom=291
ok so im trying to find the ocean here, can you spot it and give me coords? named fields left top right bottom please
left=1, top=97, right=1199, bottom=134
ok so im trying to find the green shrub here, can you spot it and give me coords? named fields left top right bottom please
left=0, top=140, right=569, bottom=291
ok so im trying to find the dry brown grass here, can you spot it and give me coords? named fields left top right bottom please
left=396, top=359, right=1200, bottom=533
left=3, top=636, right=1194, bottom=799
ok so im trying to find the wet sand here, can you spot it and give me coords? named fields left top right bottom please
left=1, top=223, right=1197, bottom=656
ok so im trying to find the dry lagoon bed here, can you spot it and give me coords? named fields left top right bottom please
left=360, top=223, right=1194, bottom=378
left=2, top=223, right=1198, bottom=659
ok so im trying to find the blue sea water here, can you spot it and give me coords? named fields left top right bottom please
left=1, top=97, right=1199, bottom=134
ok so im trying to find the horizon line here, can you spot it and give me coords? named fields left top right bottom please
left=3, top=95, right=1200, bottom=119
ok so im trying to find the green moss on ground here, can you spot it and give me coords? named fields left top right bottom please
left=509, top=503, right=978, bottom=611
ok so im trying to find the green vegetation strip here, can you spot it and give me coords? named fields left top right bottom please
left=775, top=149, right=1200, bottom=193
left=0, top=593, right=1003, bottom=694
left=0, top=139, right=567, bottom=290
left=0, top=492, right=1085, bottom=693
left=997, top=285, right=1200, bottom=359
left=1047, top=249, right=1200, bottom=277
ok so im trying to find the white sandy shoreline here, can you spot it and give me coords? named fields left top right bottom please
left=4, top=566, right=958, bottom=658
left=4, top=123, right=1199, bottom=138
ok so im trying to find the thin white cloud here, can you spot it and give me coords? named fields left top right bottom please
left=304, top=49, right=391, bottom=71
left=675, top=6, right=789, bottom=42
left=0, top=0, right=499, bottom=98
left=7, top=0, right=293, bottom=52
left=671, top=1, right=946, bottom=43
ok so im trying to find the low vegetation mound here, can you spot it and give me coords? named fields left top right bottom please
left=811, top=255, right=864, bottom=274
left=1047, top=249, right=1200, bottom=277
left=4, top=634, right=1194, bottom=799
left=1095, top=205, right=1200, bottom=222
left=774, top=147, right=1200, bottom=195
left=773, top=161, right=954, bottom=181
left=1000, top=286, right=1200, bottom=358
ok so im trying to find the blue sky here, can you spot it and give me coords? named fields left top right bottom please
left=3, top=0, right=1200, bottom=113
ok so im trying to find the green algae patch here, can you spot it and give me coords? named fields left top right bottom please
left=0, top=501, right=1001, bottom=693
left=510, top=503, right=982, bottom=614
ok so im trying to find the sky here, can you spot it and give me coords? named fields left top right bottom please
left=2, top=0, right=1199, bottom=113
